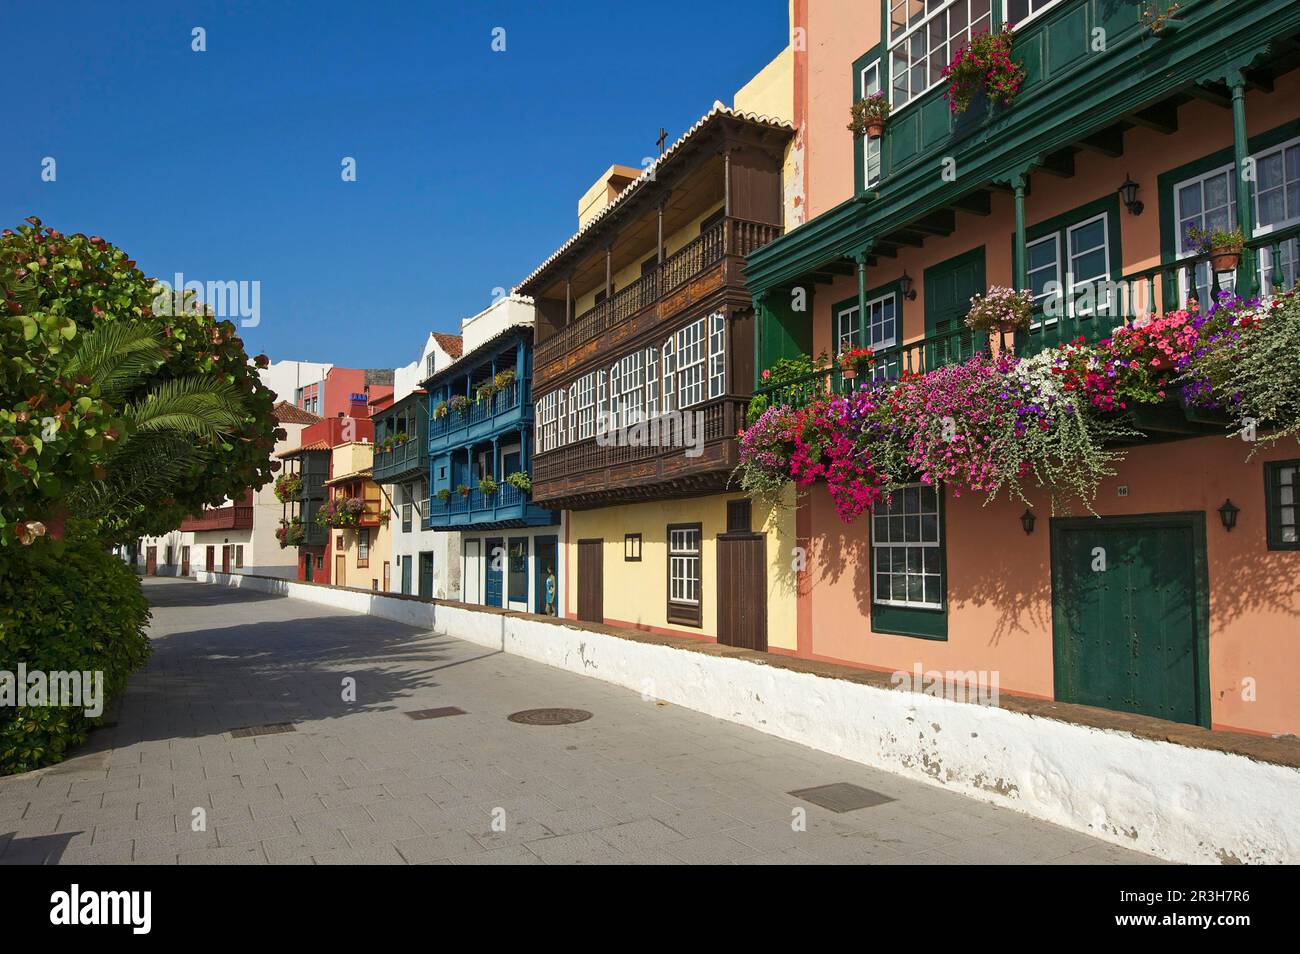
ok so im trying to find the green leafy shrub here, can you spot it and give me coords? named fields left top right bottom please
left=0, top=528, right=151, bottom=775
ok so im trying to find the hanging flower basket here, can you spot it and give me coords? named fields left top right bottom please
left=449, top=395, right=470, bottom=416
left=436, top=488, right=452, bottom=503
left=942, top=26, right=1025, bottom=115
left=456, top=483, right=471, bottom=498
left=505, top=470, right=532, bottom=493
left=493, top=369, right=516, bottom=389
left=964, top=286, right=1034, bottom=334
left=839, top=346, right=875, bottom=379
left=479, top=475, right=498, bottom=496
left=273, top=472, right=302, bottom=503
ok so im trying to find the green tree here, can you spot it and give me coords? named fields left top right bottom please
left=0, top=217, right=281, bottom=544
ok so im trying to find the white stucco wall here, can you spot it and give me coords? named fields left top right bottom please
left=195, top=570, right=1300, bottom=865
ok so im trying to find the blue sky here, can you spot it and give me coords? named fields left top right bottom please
left=2, top=1, right=788, bottom=368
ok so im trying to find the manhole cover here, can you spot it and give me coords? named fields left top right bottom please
left=229, top=723, right=296, bottom=739
left=788, top=782, right=895, bottom=813
left=507, top=708, right=592, bottom=726
left=406, top=706, right=466, bottom=720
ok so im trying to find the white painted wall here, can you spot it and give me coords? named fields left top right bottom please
left=195, top=570, right=1300, bottom=865
left=258, top=359, right=334, bottom=405
left=460, top=295, right=534, bottom=354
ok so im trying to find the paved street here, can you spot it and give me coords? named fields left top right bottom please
left=0, top=578, right=1159, bottom=865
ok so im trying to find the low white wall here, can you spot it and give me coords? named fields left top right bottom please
left=196, top=571, right=1300, bottom=864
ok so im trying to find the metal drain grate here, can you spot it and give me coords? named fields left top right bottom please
left=229, top=723, right=296, bottom=739
left=507, top=708, right=592, bottom=726
left=788, top=782, right=895, bottom=813
left=405, top=706, right=466, bottom=720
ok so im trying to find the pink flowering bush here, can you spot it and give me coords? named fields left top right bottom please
left=942, top=26, right=1025, bottom=114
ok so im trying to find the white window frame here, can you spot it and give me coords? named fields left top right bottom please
left=1065, top=212, right=1112, bottom=317
left=675, top=318, right=706, bottom=410
left=860, top=59, right=883, bottom=189
left=668, top=526, right=701, bottom=607
left=1025, top=231, right=1061, bottom=324
left=1003, top=0, right=1062, bottom=30
left=645, top=346, right=659, bottom=418
left=708, top=312, right=726, bottom=399
left=871, top=484, right=944, bottom=610
left=837, top=303, right=862, bottom=355
left=662, top=337, right=676, bottom=415
left=889, top=0, right=993, bottom=111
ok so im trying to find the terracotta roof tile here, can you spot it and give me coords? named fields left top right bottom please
left=431, top=332, right=463, bottom=358
left=275, top=439, right=330, bottom=458
left=272, top=401, right=323, bottom=425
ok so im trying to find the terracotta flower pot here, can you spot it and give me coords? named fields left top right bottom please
left=996, top=318, right=1021, bottom=335
left=1210, top=248, right=1242, bottom=273
left=866, top=121, right=884, bottom=138
left=842, top=366, right=857, bottom=379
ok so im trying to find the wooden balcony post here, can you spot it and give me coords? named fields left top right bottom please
left=1013, top=170, right=1029, bottom=295
left=565, top=275, right=573, bottom=325
left=853, top=244, right=873, bottom=351
left=1230, top=69, right=1258, bottom=296
left=604, top=241, right=614, bottom=304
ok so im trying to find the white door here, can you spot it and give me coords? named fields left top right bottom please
left=463, top=539, right=482, bottom=604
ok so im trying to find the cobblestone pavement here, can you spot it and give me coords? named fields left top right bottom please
left=0, top=578, right=1161, bottom=865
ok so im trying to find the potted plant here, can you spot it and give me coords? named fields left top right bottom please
left=965, top=286, right=1034, bottom=335
left=475, top=381, right=497, bottom=403
left=433, top=401, right=449, bottom=419
left=1141, top=2, right=1183, bottom=37
left=839, top=346, right=875, bottom=379
left=847, top=92, right=891, bottom=138
left=479, top=475, right=498, bottom=496
left=942, top=26, right=1025, bottom=115
left=436, top=487, right=452, bottom=503
left=273, top=472, right=302, bottom=503
left=456, top=483, right=471, bottom=498
left=1185, top=224, right=1245, bottom=273
left=449, top=395, right=470, bottom=416
left=493, top=369, right=516, bottom=390
left=505, top=470, right=532, bottom=493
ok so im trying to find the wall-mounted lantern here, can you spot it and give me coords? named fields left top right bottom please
left=1218, top=498, right=1241, bottom=531
left=1020, top=508, right=1037, bottom=535
left=899, top=271, right=918, bottom=301
left=1119, top=175, right=1144, bottom=216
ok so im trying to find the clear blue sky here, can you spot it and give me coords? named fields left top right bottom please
left=2, top=1, right=788, bottom=368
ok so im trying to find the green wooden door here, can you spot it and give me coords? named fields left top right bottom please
left=1051, top=515, right=1210, bottom=727
left=923, top=246, right=985, bottom=368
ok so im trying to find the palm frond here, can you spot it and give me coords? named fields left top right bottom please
left=124, top=376, right=248, bottom=443
left=63, top=321, right=168, bottom=404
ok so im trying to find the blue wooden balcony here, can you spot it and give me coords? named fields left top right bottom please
left=428, top=381, right=529, bottom=451
left=421, top=481, right=557, bottom=531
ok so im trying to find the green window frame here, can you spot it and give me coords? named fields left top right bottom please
left=834, top=281, right=903, bottom=380
left=870, top=484, right=948, bottom=640
left=1265, top=460, right=1300, bottom=551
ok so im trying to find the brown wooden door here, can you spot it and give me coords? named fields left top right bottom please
left=717, top=534, right=767, bottom=651
left=205, top=546, right=215, bottom=572
left=145, top=546, right=157, bottom=575
left=221, top=546, right=231, bottom=573
left=181, top=547, right=190, bottom=576
left=335, top=555, right=346, bottom=588
left=577, top=539, right=603, bottom=623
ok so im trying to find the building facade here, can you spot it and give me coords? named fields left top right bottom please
left=373, top=331, right=463, bottom=599
left=420, top=296, right=563, bottom=614
left=515, top=93, right=796, bottom=645
left=741, top=0, right=1300, bottom=735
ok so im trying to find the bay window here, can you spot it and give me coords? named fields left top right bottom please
left=889, top=0, right=992, bottom=109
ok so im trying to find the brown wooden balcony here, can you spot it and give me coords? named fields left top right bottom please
left=533, top=217, right=781, bottom=390
left=530, top=396, right=747, bottom=509
left=180, top=503, right=254, bottom=532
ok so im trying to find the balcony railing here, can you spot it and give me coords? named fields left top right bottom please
left=534, top=217, right=782, bottom=367
left=531, top=396, right=746, bottom=486
left=422, top=481, right=545, bottom=529
left=179, top=504, right=254, bottom=532
left=430, top=381, right=526, bottom=441
left=372, top=436, right=425, bottom=481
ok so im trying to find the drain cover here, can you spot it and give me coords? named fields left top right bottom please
left=788, top=782, right=895, bottom=813
left=229, top=723, right=296, bottom=739
left=406, top=706, right=466, bottom=720
left=507, top=708, right=592, bottom=726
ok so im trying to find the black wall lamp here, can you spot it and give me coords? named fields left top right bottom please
left=899, top=271, right=917, bottom=300
left=1020, top=508, right=1037, bottom=535
left=1119, top=174, right=1144, bottom=216
left=1218, top=498, right=1241, bottom=531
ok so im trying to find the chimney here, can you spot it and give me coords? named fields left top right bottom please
left=349, top=392, right=369, bottom=418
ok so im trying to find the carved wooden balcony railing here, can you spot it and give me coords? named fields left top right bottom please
left=533, top=217, right=781, bottom=381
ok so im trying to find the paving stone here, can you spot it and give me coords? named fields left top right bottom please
left=6, top=578, right=1161, bottom=867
